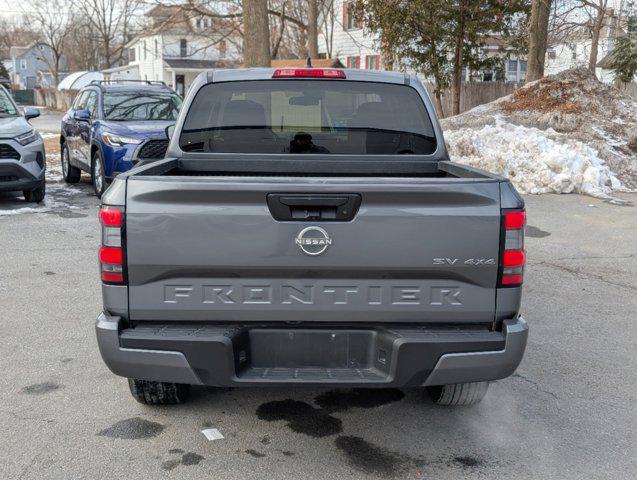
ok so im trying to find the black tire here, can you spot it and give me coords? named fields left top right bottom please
left=427, top=381, right=489, bottom=406
left=23, top=180, right=46, bottom=203
left=91, top=150, right=106, bottom=198
left=61, top=142, right=81, bottom=183
left=128, top=378, right=190, bottom=405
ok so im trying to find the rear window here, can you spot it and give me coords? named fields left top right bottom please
left=179, top=80, right=436, bottom=155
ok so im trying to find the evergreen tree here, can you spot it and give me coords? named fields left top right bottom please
left=608, top=9, right=637, bottom=84
left=360, top=0, right=529, bottom=117
left=0, top=61, right=10, bottom=88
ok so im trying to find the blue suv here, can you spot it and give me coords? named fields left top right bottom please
left=60, top=81, right=182, bottom=197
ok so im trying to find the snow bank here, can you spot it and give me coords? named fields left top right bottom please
left=441, top=68, right=636, bottom=199
left=446, top=118, right=624, bottom=198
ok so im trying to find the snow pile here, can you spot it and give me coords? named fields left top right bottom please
left=441, top=68, right=637, bottom=198
left=446, top=118, right=623, bottom=198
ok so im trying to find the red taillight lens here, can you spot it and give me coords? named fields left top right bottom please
left=505, top=211, right=526, bottom=229
left=272, top=68, right=346, bottom=79
left=99, top=206, right=125, bottom=284
left=499, top=210, right=526, bottom=287
left=503, top=250, right=525, bottom=267
left=100, top=206, right=123, bottom=227
left=501, top=274, right=523, bottom=286
left=99, top=246, right=123, bottom=264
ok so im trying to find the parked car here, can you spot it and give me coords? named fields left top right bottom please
left=60, top=80, right=182, bottom=198
left=0, top=85, right=45, bottom=202
left=96, top=68, right=528, bottom=406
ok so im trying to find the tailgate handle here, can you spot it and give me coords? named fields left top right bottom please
left=267, top=194, right=361, bottom=221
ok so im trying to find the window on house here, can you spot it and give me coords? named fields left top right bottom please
left=143, top=41, right=147, bottom=60
left=519, top=60, right=527, bottom=73
left=366, top=55, right=380, bottom=70
left=180, top=39, right=187, bottom=57
left=20, top=59, right=27, bottom=70
left=129, top=48, right=135, bottom=62
left=346, top=56, right=360, bottom=69
left=154, top=39, right=158, bottom=57
left=547, top=49, right=556, bottom=60
left=343, top=0, right=362, bottom=31
left=218, top=40, right=227, bottom=59
left=196, top=19, right=202, bottom=30
left=507, top=59, right=517, bottom=73
left=572, top=48, right=577, bottom=60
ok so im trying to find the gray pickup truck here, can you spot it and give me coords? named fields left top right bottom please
left=96, top=68, right=528, bottom=406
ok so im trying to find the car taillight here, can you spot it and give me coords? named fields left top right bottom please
left=99, top=206, right=125, bottom=284
left=499, top=210, right=526, bottom=287
left=272, top=68, right=346, bottom=79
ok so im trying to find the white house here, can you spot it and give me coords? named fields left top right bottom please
left=103, top=4, right=241, bottom=95
left=319, top=0, right=383, bottom=71
left=545, top=8, right=624, bottom=83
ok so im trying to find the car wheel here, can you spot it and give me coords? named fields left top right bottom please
left=62, top=142, right=81, bottom=183
left=23, top=180, right=46, bottom=203
left=128, top=378, right=190, bottom=405
left=426, top=381, right=489, bottom=406
left=91, top=150, right=106, bottom=198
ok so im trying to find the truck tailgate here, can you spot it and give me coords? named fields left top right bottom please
left=125, top=176, right=502, bottom=323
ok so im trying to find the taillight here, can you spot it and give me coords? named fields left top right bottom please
left=99, top=206, right=125, bottom=284
left=499, top=210, right=526, bottom=287
left=272, top=68, right=346, bottom=79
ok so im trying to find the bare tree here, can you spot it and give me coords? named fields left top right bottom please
left=71, top=0, right=140, bottom=69
left=66, top=17, right=102, bottom=71
left=319, top=0, right=336, bottom=57
left=527, top=0, right=552, bottom=82
left=23, top=0, right=72, bottom=86
left=243, top=0, right=271, bottom=66
left=307, top=0, right=319, bottom=58
left=582, top=0, right=610, bottom=71
left=0, top=18, right=39, bottom=59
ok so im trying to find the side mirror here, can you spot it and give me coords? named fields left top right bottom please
left=74, top=109, right=91, bottom=122
left=165, top=124, right=176, bottom=140
left=24, top=107, right=41, bottom=120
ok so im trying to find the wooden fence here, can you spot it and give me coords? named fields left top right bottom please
left=422, top=81, right=522, bottom=118
left=33, top=88, right=79, bottom=111
left=30, top=80, right=635, bottom=117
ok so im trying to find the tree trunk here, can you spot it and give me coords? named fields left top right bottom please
left=451, top=7, right=466, bottom=116
left=242, top=0, right=271, bottom=67
left=433, top=88, right=444, bottom=118
left=589, top=8, right=605, bottom=73
left=307, top=0, right=319, bottom=59
left=526, top=0, right=552, bottom=83
left=53, top=56, right=60, bottom=87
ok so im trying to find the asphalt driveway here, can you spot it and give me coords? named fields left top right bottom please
left=0, top=185, right=634, bottom=480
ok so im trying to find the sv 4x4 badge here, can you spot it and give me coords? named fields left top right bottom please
left=433, top=258, right=496, bottom=266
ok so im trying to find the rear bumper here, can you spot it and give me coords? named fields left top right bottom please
left=95, top=314, right=528, bottom=387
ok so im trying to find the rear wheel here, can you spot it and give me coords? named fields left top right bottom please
left=23, top=180, right=45, bottom=203
left=91, top=150, right=106, bottom=198
left=61, top=142, right=81, bottom=183
left=427, top=381, right=489, bottom=406
left=128, top=378, right=190, bottom=405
